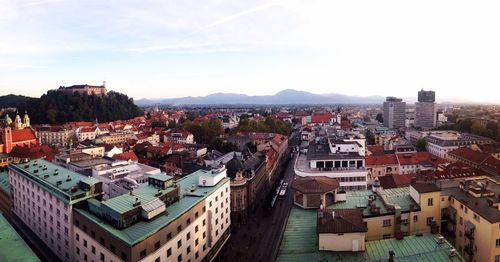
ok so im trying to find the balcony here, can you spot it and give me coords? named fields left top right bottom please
left=464, top=229, right=475, bottom=240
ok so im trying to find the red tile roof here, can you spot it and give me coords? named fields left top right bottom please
left=396, top=152, right=447, bottom=167
left=112, top=151, right=139, bottom=162
left=11, top=128, right=37, bottom=143
left=365, top=154, right=398, bottom=166
left=448, top=147, right=492, bottom=165
left=10, top=145, right=57, bottom=161
left=378, top=174, right=416, bottom=189
left=80, top=126, right=97, bottom=133
left=367, top=145, right=384, bottom=155
left=311, top=113, right=331, bottom=123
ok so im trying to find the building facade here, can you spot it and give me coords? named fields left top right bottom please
left=383, top=97, right=406, bottom=129
left=414, top=89, right=437, bottom=129
left=8, top=159, right=103, bottom=261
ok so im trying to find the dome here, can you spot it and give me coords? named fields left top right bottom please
left=4, top=114, right=12, bottom=126
left=225, top=152, right=243, bottom=179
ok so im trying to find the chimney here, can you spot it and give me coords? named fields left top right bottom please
left=332, top=211, right=335, bottom=220
left=388, top=251, right=395, bottom=262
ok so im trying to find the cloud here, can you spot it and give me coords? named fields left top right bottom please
left=199, top=1, right=276, bottom=30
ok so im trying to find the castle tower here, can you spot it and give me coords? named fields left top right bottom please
left=14, top=112, right=23, bottom=130
left=23, top=111, right=30, bottom=127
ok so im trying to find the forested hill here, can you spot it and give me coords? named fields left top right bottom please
left=0, top=94, right=32, bottom=108
left=16, top=90, right=143, bottom=124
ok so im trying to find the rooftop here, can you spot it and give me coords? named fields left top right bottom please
left=317, top=208, right=367, bottom=234
left=410, top=183, right=441, bottom=193
left=328, top=187, right=420, bottom=217
left=0, top=213, right=39, bottom=262
left=277, top=207, right=463, bottom=262
left=441, top=187, right=500, bottom=223
left=291, top=176, right=339, bottom=194
left=307, top=144, right=363, bottom=161
left=9, top=159, right=101, bottom=204
left=75, top=170, right=229, bottom=246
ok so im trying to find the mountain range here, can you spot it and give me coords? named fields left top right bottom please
left=135, top=89, right=388, bottom=106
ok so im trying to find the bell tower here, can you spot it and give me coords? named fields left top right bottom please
left=23, top=111, right=30, bottom=127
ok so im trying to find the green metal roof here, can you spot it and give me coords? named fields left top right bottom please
left=148, top=172, right=173, bottom=182
left=101, top=184, right=175, bottom=215
left=0, top=172, right=10, bottom=196
left=277, top=207, right=464, bottom=262
left=9, top=159, right=101, bottom=204
left=0, top=213, right=40, bottom=262
left=75, top=172, right=229, bottom=246
left=328, top=187, right=420, bottom=217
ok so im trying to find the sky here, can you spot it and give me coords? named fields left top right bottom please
left=0, top=0, right=499, bottom=103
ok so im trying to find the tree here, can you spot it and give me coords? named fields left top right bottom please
left=376, top=113, right=383, bottom=123
left=416, top=138, right=427, bottom=151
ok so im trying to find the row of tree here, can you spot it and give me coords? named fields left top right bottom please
left=436, top=117, right=499, bottom=141
left=183, top=119, right=237, bottom=153
left=17, top=90, right=143, bottom=124
left=235, top=116, right=292, bottom=136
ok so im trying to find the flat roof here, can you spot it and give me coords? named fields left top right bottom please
left=70, top=158, right=114, bottom=169
left=9, top=159, right=101, bottom=204
left=0, top=213, right=40, bottom=262
left=277, top=207, right=463, bottom=262
left=75, top=171, right=229, bottom=246
left=0, top=172, right=10, bottom=196
left=328, top=187, right=420, bottom=217
left=307, top=144, right=363, bottom=161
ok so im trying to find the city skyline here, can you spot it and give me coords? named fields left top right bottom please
left=1, top=0, right=500, bottom=103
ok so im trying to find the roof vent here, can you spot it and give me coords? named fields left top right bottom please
left=33, top=169, right=38, bottom=173
left=133, top=197, right=141, bottom=207
left=437, top=236, right=444, bottom=244
left=66, top=176, right=72, bottom=182
left=449, top=248, right=457, bottom=257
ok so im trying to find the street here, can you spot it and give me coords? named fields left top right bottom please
left=219, top=131, right=300, bottom=262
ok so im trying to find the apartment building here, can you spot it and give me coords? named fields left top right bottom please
left=440, top=181, right=500, bottom=262
left=73, top=168, right=230, bottom=262
left=36, top=125, right=75, bottom=147
left=8, top=159, right=103, bottom=261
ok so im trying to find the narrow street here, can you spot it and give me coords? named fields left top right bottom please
left=219, top=131, right=300, bottom=262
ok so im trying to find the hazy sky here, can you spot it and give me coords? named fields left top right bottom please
left=1, top=0, right=499, bottom=103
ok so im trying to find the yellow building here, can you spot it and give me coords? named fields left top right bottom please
left=440, top=182, right=500, bottom=262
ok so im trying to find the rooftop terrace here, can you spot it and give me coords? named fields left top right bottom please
left=276, top=207, right=464, bottom=262
left=328, top=187, right=420, bottom=217
left=75, top=169, right=229, bottom=246
left=9, top=159, right=101, bottom=204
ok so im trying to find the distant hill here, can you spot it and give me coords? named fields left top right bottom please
left=15, top=90, right=143, bottom=124
left=0, top=94, right=32, bottom=108
left=135, top=89, right=386, bottom=106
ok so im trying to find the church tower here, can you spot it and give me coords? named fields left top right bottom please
left=4, top=114, right=12, bottom=127
left=14, top=112, right=23, bottom=130
left=23, top=111, right=30, bottom=127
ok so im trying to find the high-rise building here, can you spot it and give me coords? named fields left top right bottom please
left=415, top=89, right=436, bottom=128
left=383, top=97, right=406, bottom=129
left=417, top=89, right=435, bottom=103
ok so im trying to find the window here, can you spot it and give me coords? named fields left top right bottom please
left=167, top=232, right=172, bottom=240
left=203, top=219, right=206, bottom=226
left=427, top=198, right=433, bottom=206
left=195, top=225, right=199, bottom=233
left=473, top=213, right=480, bottom=222
left=177, top=239, right=182, bottom=248
left=177, top=225, right=182, bottom=232
left=459, top=216, right=463, bottom=225
left=155, top=241, right=160, bottom=250
left=195, top=252, right=199, bottom=259
left=195, top=212, right=199, bottom=218
left=187, top=218, right=191, bottom=225
left=401, top=218, right=408, bottom=225
left=140, top=249, right=146, bottom=259
left=155, top=257, right=160, bottom=262
left=187, top=246, right=191, bottom=254
left=413, top=215, right=418, bottom=222
left=178, top=254, right=182, bottom=262
left=496, top=238, right=500, bottom=247
left=187, top=232, right=191, bottom=240
left=464, top=207, right=468, bottom=213
left=495, top=255, right=500, bottom=262
left=92, top=246, right=96, bottom=254
left=195, top=238, right=199, bottom=246
left=100, top=253, right=105, bottom=262
left=383, top=234, right=391, bottom=239
left=167, top=248, right=172, bottom=257
left=76, top=233, right=79, bottom=241
left=83, top=239, right=87, bottom=247
left=383, top=219, right=391, bottom=227
left=110, top=244, right=115, bottom=253
left=203, top=232, right=206, bottom=239
left=121, top=252, right=127, bottom=261
left=203, top=244, right=206, bottom=251
left=426, top=217, right=434, bottom=225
